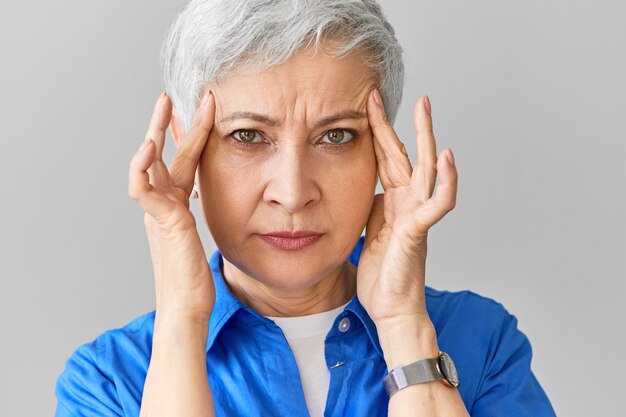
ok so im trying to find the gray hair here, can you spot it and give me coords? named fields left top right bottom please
left=160, top=0, right=404, bottom=134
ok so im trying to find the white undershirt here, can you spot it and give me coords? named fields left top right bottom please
left=265, top=301, right=350, bottom=417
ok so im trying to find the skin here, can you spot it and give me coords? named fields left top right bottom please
left=192, top=43, right=378, bottom=317
left=131, top=40, right=467, bottom=417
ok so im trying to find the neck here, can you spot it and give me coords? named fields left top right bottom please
left=221, top=259, right=357, bottom=317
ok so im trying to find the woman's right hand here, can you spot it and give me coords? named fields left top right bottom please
left=128, top=89, right=216, bottom=325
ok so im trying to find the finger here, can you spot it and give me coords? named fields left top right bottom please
left=413, top=96, right=438, bottom=200
left=367, top=89, right=412, bottom=190
left=128, top=139, right=177, bottom=220
left=144, top=92, right=172, bottom=163
left=364, top=193, right=385, bottom=250
left=169, top=89, right=215, bottom=196
left=411, top=148, right=458, bottom=231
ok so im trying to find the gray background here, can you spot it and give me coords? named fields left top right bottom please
left=1, top=0, right=624, bottom=416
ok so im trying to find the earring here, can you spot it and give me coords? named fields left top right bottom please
left=190, top=182, right=199, bottom=199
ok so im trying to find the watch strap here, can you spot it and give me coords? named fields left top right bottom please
left=384, top=356, right=443, bottom=397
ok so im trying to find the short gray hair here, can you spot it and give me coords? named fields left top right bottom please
left=160, top=0, right=404, bottom=134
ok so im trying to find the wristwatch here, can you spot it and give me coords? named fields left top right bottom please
left=384, top=351, right=460, bottom=397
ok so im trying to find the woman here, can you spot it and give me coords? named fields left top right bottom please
left=55, top=1, right=556, bottom=416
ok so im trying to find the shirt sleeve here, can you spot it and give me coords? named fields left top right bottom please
left=470, top=309, right=557, bottom=417
left=54, top=334, right=124, bottom=417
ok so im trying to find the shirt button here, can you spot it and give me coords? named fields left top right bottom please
left=338, top=317, right=350, bottom=333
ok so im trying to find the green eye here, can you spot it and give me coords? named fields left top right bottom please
left=321, top=129, right=355, bottom=144
left=233, top=129, right=263, bottom=143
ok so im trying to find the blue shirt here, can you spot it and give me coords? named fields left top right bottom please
left=55, top=235, right=556, bottom=416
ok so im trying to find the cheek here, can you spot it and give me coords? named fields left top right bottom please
left=320, top=136, right=377, bottom=221
left=338, top=131, right=376, bottom=189
left=197, top=135, right=262, bottom=231
left=198, top=131, right=377, bottom=223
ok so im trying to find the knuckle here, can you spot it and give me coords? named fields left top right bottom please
left=179, top=150, right=196, bottom=164
left=196, top=123, right=211, bottom=137
left=417, top=120, right=434, bottom=135
left=129, top=154, right=144, bottom=171
left=128, top=155, right=138, bottom=169
left=417, top=124, right=432, bottom=135
left=128, top=186, right=141, bottom=201
left=190, top=112, right=207, bottom=135
left=175, top=150, right=198, bottom=169
left=144, top=213, right=154, bottom=227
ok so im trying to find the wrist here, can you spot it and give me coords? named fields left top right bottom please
left=153, top=314, right=209, bottom=348
left=376, top=315, right=439, bottom=372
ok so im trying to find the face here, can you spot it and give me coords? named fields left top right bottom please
left=196, top=43, right=378, bottom=292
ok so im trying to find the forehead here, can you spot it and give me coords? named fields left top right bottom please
left=210, top=45, right=377, bottom=119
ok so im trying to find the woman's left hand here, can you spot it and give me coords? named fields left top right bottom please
left=356, top=89, right=458, bottom=335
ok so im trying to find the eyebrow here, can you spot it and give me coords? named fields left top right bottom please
left=219, top=110, right=367, bottom=129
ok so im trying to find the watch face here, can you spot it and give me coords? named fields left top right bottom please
left=438, top=352, right=460, bottom=387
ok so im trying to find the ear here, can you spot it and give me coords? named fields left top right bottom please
left=169, top=106, right=186, bottom=150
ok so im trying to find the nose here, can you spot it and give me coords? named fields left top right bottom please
left=262, top=143, right=321, bottom=213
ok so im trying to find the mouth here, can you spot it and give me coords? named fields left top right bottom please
left=259, top=231, right=324, bottom=251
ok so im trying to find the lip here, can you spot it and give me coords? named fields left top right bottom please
left=259, top=231, right=323, bottom=251
left=262, top=230, right=323, bottom=238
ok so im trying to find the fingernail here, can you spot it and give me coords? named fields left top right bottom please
left=447, top=148, right=455, bottom=165
left=373, top=89, right=383, bottom=106
left=424, top=96, right=431, bottom=116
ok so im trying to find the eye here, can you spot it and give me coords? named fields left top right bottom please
left=320, top=129, right=356, bottom=145
left=231, top=129, right=264, bottom=144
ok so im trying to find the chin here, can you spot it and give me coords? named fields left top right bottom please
left=255, top=254, right=336, bottom=290
left=221, top=246, right=336, bottom=291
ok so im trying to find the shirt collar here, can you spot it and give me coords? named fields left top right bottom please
left=206, top=235, right=383, bottom=358
left=206, top=249, right=246, bottom=352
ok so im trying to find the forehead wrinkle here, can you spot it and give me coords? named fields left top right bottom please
left=282, top=82, right=371, bottom=128
left=214, top=70, right=374, bottom=130
left=219, top=111, right=280, bottom=126
left=218, top=109, right=367, bottom=129
left=217, top=82, right=370, bottom=128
